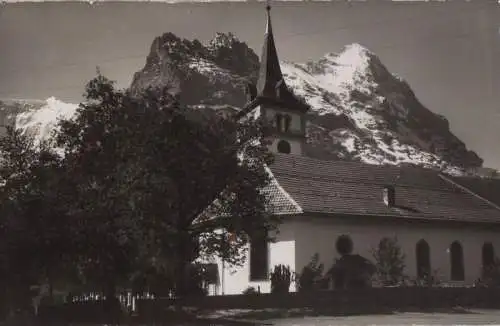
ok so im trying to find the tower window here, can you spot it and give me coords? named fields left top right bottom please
left=275, top=114, right=283, bottom=132
left=277, top=140, right=291, bottom=154
left=283, top=114, right=292, bottom=132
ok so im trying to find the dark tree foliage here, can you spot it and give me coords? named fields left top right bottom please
left=372, top=236, right=406, bottom=286
left=53, top=74, right=276, bottom=297
left=296, top=253, right=327, bottom=292
left=0, top=127, right=73, bottom=317
left=329, top=254, right=376, bottom=290
left=335, top=235, right=353, bottom=256
left=0, top=72, right=276, bottom=318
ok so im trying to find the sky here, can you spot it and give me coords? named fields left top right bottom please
left=0, top=1, right=499, bottom=168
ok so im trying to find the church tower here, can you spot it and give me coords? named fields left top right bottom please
left=239, top=4, right=309, bottom=156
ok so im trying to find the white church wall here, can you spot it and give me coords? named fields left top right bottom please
left=206, top=221, right=297, bottom=296
left=293, top=215, right=500, bottom=285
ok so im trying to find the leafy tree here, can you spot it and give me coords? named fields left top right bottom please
left=371, top=236, right=406, bottom=286
left=53, top=74, right=276, bottom=298
left=0, top=127, right=72, bottom=317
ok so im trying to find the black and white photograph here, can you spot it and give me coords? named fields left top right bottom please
left=1, top=0, right=500, bottom=325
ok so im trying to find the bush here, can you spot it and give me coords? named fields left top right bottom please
left=336, top=235, right=353, bottom=256
left=475, top=258, right=500, bottom=288
left=242, top=286, right=258, bottom=295
left=270, top=264, right=291, bottom=294
left=328, top=254, right=376, bottom=289
left=371, top=236, right=406, bottom=286
left=296, top=253, right=327, bottom=292
left=413, top=269, right=441, bottom=287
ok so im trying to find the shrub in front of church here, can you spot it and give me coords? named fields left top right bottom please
left=296, top=253, right=329, bottom=292
left=327, top=235, right=375, bottom=289
left=412, top=269, right=441, bottom=287
left=328, top=254, right=376, bottom=289
left=371, top=236, right=407, bottom=287
left=270, top=265, right=292, bottom=294
left=242, top=286, right=258, bottom=295
left=475, top=258, right=500, bottom=288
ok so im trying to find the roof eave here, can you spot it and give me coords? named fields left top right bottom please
left=285, top=210, right=500, bottom=227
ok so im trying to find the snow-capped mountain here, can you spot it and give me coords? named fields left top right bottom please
left=130, top=32, right=482, bottom=172
left=0, top=97, right=79, bottom=147
left=0, top=32, right=483, bottom=174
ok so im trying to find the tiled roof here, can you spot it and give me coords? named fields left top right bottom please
left=266, top=154, right=500, bottom=224
left=262, top=166, right=303, bottom=215
left=445, top=175, right=500, bottom=208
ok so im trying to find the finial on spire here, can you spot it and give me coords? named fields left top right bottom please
left=265, top=0, right=272, bottom=34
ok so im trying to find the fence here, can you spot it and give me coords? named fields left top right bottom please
left=136, top=287, right=500, bottom=315
left=36, top=287, right=500, bottom=324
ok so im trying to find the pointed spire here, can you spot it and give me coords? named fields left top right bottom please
left=256, top=2, right=286, bottom=99
left=265, top=2, right=271, bottom=34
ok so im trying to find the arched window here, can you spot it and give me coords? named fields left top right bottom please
left=283, top=114, right=292, bottom=132
left=482, top=242, right=495, bottom=269
left=275, top=114, right=283, bottom=132
left=277, top=140, right=291, bottom=154
left=416, top=239, right=431, bottom=279
left=450, top=241, right=465, bottom=281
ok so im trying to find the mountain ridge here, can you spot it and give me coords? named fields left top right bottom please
left=0, top=32, right=485, bottom=176
left=129, top=32, right=482, bottom=173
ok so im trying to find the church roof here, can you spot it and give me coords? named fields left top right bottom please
left=266, top=153, right=500, bottom=224
left=445, top=175, right=500, bottom=208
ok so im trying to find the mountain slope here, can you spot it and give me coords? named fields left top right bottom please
left=281, top=44, right=482, bottom=169
left=0, top=32, right=482, bottom=174
left=0, top=97, right=78, bottom=148
left=130, top=32, right=481, bottom=172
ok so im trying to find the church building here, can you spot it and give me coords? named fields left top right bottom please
left=208, top=5, right=500, bottom=295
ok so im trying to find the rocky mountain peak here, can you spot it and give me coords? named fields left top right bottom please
left=132, top=33, right=483, bottom=172
left=1, top=33, right=484, bottom=175
left=130, top=32, right=259, bottom=107
left=208, top=32, right=240, bottom=51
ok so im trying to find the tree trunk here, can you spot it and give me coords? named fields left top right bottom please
left=103, top=278, right=120, bottom=324
left=174, top=257, right=189, bottom=300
